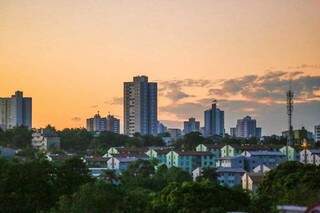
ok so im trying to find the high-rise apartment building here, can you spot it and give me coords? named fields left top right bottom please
left=315, top=124, right=320, bottom=143
left=0, top=91, right=32, bottom=130
left=86, top=112, right=120, bottom=134
left=183, top=117, right=200, bottom=134
left=230, top=116, right=262, bottom=138
left=204, top=101, right=224, bottom=137
left=124, top=76, right=158, bottom=136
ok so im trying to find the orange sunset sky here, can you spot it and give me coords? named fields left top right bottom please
left=1, top=0, right=320, bottom=135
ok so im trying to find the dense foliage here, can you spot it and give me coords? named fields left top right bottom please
left=252, top=161, right=320, bottom=212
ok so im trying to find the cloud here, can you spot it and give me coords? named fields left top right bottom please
left=105, top=97, right=123, bottom=105
left=288, top=64, right=320, bottom=69
left=208, top=71, right=320, bottom=102
left=71, top=117, right=81, bottom=122
left=159, top=79, right=212, bottom=102
left=90, top=105, right=98, bottom=108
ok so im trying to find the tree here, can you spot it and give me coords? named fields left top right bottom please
left=53, top=181, right=124, bottom=213
left=121, top=160, right=156, bottom=190
left=2, top=126, right=32, bottom=149
left=56, top=157, right=92, bottom=196
left=196, top=167, right=217, bottom=183
left=254, top=161, right=320, bottom=212
left=174, top=132, right=206, bottom=150
left=151, top=181, right=250, bottom=213
left=59, top=128, right=92, bottom=152
left=0, top=158, right=57, bottom=212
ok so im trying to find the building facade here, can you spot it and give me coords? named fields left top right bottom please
left=315, top=124, right=320, bottom=143
left=204, top=101, right=224, bottom=137
left=183, top=117, right=200, bottom=134
left=124, top=76, right=158, bottom=136
left=230, top=116, right=262, bottom=138
left=0, top=91, right=32, bottom=130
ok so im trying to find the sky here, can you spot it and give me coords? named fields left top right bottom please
left=0, top=0, right=319, bottom=135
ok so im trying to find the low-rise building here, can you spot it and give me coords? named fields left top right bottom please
left=216, top=167, right=245, bottom=187
left=145, top=147, right=171, bottom=165
left=32, top=129, right=60, bottom=151
left=216, top=155, right=245, bottom=169
left=279, top=145, right=297, bottom=161
left=242, top=151, right=286, bottom=171
left=166, top=151, right=215, bottom=173
left=300, top=149, right=320, bottom=165
left=84, top=156, right=109, bottom=177
left=107, top=156, right=140, bottom=174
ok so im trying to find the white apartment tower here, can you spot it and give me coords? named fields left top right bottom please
left=124, top=76, right=158, bottom=136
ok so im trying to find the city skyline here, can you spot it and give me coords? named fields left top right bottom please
left=1, top=0, right=320, bottom=135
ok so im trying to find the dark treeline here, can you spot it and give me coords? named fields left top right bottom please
left=0, top=126, right=294, bottom=154
left=0, top=156, right=319, bottom=212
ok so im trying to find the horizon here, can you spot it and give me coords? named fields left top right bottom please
left=1, top=0, right=320, bottom=135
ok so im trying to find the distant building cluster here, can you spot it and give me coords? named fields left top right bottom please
left=230, top=116, right=262, bottom=138
left=86, top=112, right=120, bottom=134
left=0, top=91, right=32, bottom=130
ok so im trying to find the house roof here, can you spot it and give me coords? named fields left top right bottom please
left=216, top=167, right=245, bottom=173
left=245, top=151, right=285, bottom=156
left=174, top=151, right=213, bottom=156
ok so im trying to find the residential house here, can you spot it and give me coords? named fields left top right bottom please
left=216, top=155, right=245, bottom=169
left=300, top=149, right=320, bottom=165
left=166, top=151, right=215, bottom=173
left=242, top=151, right=286, bottom=171
left=216, top=167, right=246, bottom=187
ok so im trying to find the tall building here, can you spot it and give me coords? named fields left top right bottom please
left=315, top=124, right=320, bottom=143
left=204, top=101, right=224, bottom=137
left=183, top=117, right=200, bottom=134
left=230, top=116, right=262, bottom=138
left=0, top=91, right=32, bottom=130
left=86, top=112, right=120, bottom=134
left=124, top=76, right=158, bottom=136
left=106, top=114, right=120, bottom=134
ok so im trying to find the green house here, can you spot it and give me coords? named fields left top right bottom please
left=145, top=148, right=170, bottom=165
left=279, top=145, right=297, bottom=161
left=221, top=145, right=241, bottom=157
left=166, top=151, right=215, bottom=173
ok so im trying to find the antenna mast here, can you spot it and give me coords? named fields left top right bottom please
left=287, top=77, right=294, bottom=146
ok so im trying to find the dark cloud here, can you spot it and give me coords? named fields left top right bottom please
left=71, top=117, right=81, bottom=122
left=209, top=71, right=320, bottom=102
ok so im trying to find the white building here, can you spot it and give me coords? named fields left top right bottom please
left=0, top=91, right=32, bottom=130
left=124, top=76, right=158, bottom=136
left=107, top=156, right=139, bottom=173
left=32, top=129, right=60, bottom=151
left=300, top=149, right=320, bottom=165
left=242, top=172, right=264, bottom=192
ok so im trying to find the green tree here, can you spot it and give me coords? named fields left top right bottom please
left=53, top=181, right=124, bottom=213
left=56, top=157, right=92, bottom=196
